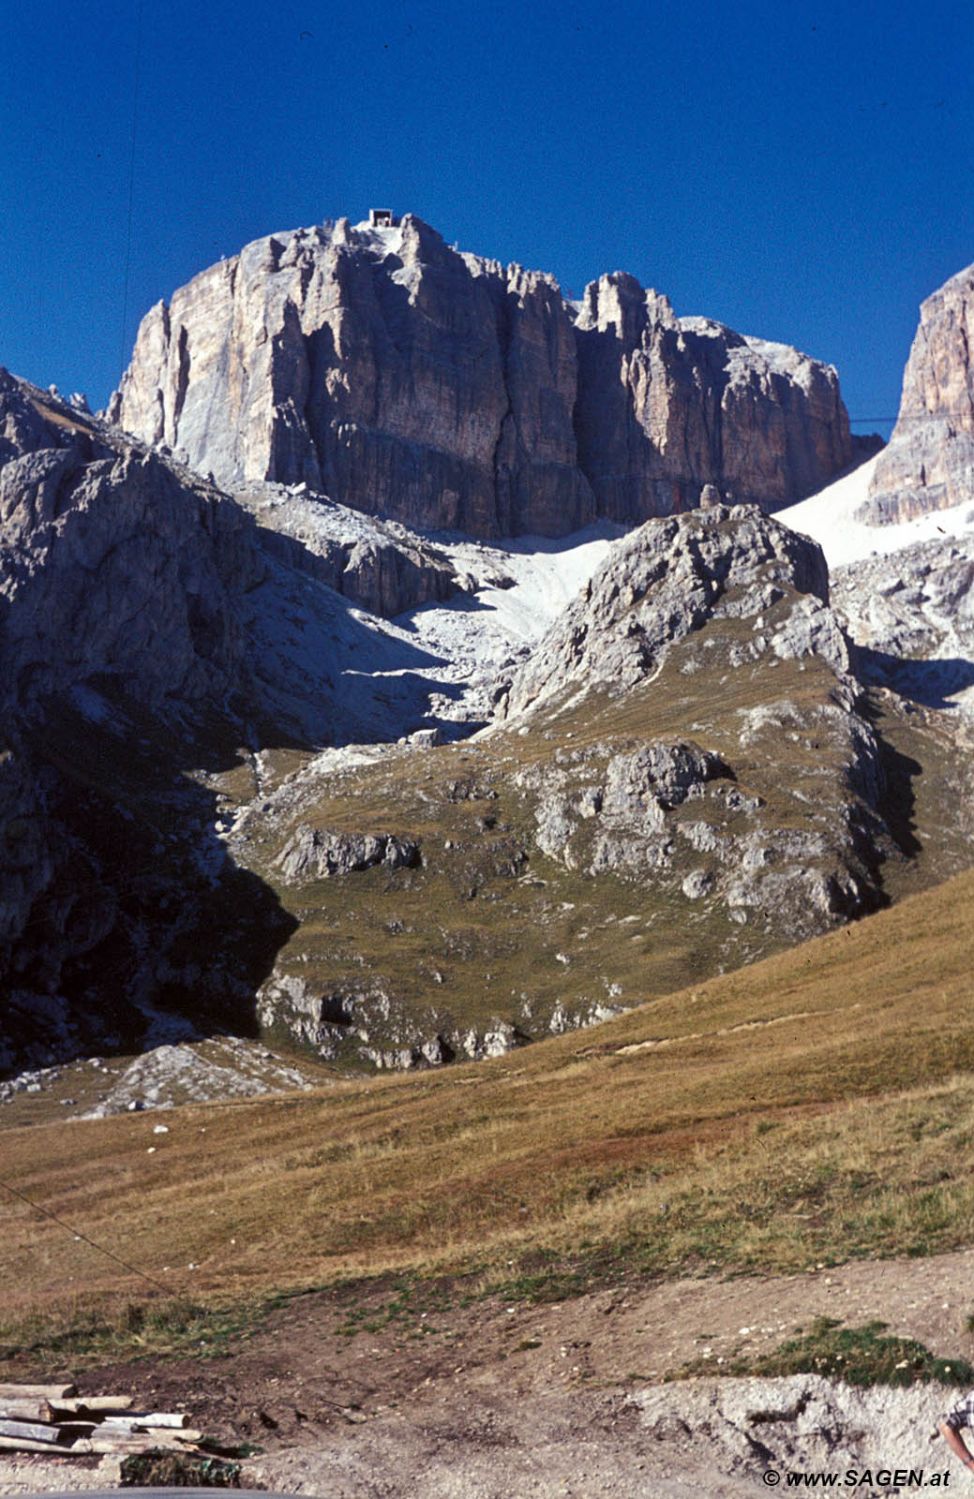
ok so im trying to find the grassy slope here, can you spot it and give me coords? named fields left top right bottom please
left=4, top=864, right=974, bottom=1350
left=231, top=604, right=904, bottom=1056
left=227, top=599, right=973, bottom=1063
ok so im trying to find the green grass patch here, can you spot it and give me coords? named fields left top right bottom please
left=0, top=1295, right=257, bottom=1369
left=120, top=1451, right=242, bottom=1488
left=702, top=1317, right=974, bottom=1388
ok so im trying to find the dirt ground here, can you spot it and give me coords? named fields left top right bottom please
left=5, top=1247, right=974, bottom=1496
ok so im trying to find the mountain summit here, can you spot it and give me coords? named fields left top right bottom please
left=110, top=214, right=855, bottom=537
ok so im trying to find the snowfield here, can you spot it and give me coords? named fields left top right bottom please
left=407, top=522, right=622, bottom=673
left=244, top=455, right=974, bottom=752
left=779, top=453, right=974, bottom=567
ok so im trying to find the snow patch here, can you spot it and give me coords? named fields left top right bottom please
left=779, top=454, right=974, bottom=569
left=244, top=498, right=623, bottom=745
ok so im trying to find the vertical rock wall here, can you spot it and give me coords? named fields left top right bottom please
left=111, top=214, right=854, bottom=537
left=864, top=263, right=974, bottom=524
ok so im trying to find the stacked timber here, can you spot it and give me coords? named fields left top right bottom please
left=0, top=1383, right=201, bottom=1456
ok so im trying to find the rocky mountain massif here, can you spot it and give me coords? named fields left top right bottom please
left=866, top=262, right=974, bottom=524
left=241, top=503, right=932, bottom=1070
left=0, top=371, right=896, bottom=1076
left=3, top=238, right=974, bottom=1082
left=111, top=214, right=859, bottom=537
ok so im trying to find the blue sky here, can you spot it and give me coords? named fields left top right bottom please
left=3, top=0, right=973, bottom=435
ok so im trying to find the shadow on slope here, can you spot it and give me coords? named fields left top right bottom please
left=1, top=686, right=300, bottom=1073
left=244, top=547, right=469, bottom=748
left=855, top=646, right=974, bottom=711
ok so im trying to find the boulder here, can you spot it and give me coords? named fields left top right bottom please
left=275, top=826, right=421, bottom=883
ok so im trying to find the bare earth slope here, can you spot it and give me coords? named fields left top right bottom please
left=7, top=1260, right=972, bottom=1497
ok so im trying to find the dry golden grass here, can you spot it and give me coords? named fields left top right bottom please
left=3, top=865, right=974, bottom=1356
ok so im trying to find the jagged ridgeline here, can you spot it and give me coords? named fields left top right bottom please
left=110, top=213, right=863, bottom=535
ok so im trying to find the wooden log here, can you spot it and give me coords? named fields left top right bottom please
left=116, top=1410, right=190, bottom=1428
left=84, top=1417, right=143, bottom=1433
left=0, top=1400, right=45, bottom=1421
left=0, top=1434, right=76, bottom=1455
left=114, top=1428, right=202, bottom=1444
left=84, top=1438, right=153, bottom=1454
left=0, top=1417, right=64, bottom=1444
left=0, top=1382, right=76, bottom=1402
left=47, top=1394, right=134, bottom=1416
left=70, top=1416, right=195, bottom=1436
left=83, top=1430, right=197, bottom=1454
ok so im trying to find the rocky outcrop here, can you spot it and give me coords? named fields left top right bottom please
left=633, top=1374, right=956, bottom=1488
left=523, top=740, right=731, bottom=876
left=257, top=524, right=461, bottom=617
left=0, top=377, right=259, bottom=717
left=500, top=504, right=842, bottom=720
left=0, top=372, right=293, bottom=1075
left=513, top=717, right=883, bottom=936
left=329, top=535, right=455, bottom=615
left=110, top=215, right=853, bottom=537
left=256, top=971, right=615, bottom=1070
left=500, top=506, right=892, bottom=940
left=864, top=263, right=974, bottom=523
left=832, top=534, right=974, bottom=713
left=276, top=826, right=421, bottom=882
left=236, top=482, right=462, bottom=616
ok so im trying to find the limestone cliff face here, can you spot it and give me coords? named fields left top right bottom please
left=573, top=279, right=852, bottom=519
left=112, top=216, right=594, bottom=537
left=864, top=264, right=974, bottom=523
left=0, top=377, right=259, bottom=717
left=111, top=215, right=853, bottom=537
